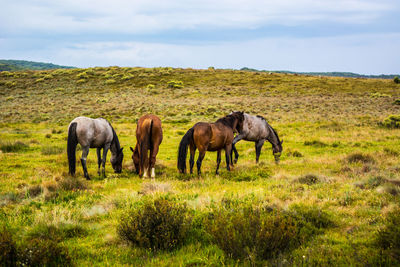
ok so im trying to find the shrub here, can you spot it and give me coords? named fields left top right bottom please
left=296, top=174, right=320, bottom=185
left=58, top=176, right=87, bottom=191
left=345, top=152, right=375, bottom=164
left=205, top=204, right=333, bottom=261
left=117, top=198, right=190, bottom=251
left=0, top=226, right=18, bottom=266
left=380, top=115, right=400, bottom=129
left=105, top=79, right=117, bottom=85
left=394, top=76, right=400, bottom=84
left=19, top=238, right=72, bottom=266
left=0, top=141, right=29, bottom=153
left=167, top=80, right=184, bottom=89
left=393, top=99, right=400, bottom=105
left=77, top=79, right=87, bottom=84
left=206, top=207, right=297, bottom=260
left=375, top=209, right=400, bottom=264
left=289, top=204, right=335, bottom=229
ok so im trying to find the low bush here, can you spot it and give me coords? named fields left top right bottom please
left=117, top=198, right=190, bottom=251
left=345, top=152, right=375, bottom=164
left=19, top=238, right=72, bottom=266
left=375, top=209, right=400, bottom=264
left=0, top=226, right=18, bottom=266
left=57, top=176, right=87, bottom=191
left=167, top=80, right=184, bottom=89
left=394, top=76, right=400, bottom=84
left=379, top=115, right=400, bottom=129
left=205, top=204, right=334, bottom=261
left=296, top=174, right=320, bottom=185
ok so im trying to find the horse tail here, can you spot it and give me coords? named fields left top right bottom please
left=67, top=122, right=78, bottom=176
left=177, top=127, right=194, bottom=173
left=140, top=119, right=153, bottom=175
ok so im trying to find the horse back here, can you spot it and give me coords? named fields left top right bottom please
left=242, top=114, right=270, bottom=141
left=71, top=117, right=113, bottom=148
left=137, top=114, right=163, bottom=147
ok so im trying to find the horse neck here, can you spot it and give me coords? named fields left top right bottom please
left=109, top=128, right=120, bottom=156
left=266, top=124, right=280, bottom=146
left=217, top=116, right=237, bottom=130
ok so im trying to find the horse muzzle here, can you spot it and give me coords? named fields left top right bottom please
left=273, top=152, right=281, bottom=164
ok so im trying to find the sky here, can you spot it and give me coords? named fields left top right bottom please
left=0, top=0, right=399, bottom=74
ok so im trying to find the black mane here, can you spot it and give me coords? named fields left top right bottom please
left=105, top=119, right=121, bottom=152
left=257, top=115, right=281, bottom=145
left=216, top=113, right=243, bottom=129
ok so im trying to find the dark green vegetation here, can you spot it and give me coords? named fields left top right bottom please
left=1, top=66, right=400, bottom=265
left=241, top=67, right=400, bottom=79
left=0, top=59, right=75, bottom=71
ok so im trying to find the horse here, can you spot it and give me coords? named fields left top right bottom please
left=67, top=117, right=124, bottom=180
left=231, top=113, right=283, bottom=164
left=178, top=111, right=244, bottom=175
left=130, top=114, right=163, bottom=178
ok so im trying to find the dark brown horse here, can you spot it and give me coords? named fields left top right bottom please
left=130, top=115, right=163, bottom=178
left=178, top=112, right=244, bottom=175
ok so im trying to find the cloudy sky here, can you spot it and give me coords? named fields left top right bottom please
left=1, top=0, right=399, bottom=74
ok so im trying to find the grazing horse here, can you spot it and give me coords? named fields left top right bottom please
left=130, top=114, right=163, bottom=178
left=67, top=117, right=124, bottom=180
left=178, top=112, right=244, bottom=175
left=232, top=113, right=283, bottom=164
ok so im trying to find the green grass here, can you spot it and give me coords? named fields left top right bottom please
left=0, top=67, right=400, bottom=265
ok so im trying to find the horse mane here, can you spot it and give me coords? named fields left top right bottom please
left=216, top=112, right=243, bottom=129
left=104, top=119, right=121, bottom=151
left=256, top=115, right=281, bottom=144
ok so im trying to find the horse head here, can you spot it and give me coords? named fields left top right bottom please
left=273, top=139, right=283, bottom=164
left=130, top=146, right=140, bottom=174
left=231, top=111, right=245, bottom=134
left=111, top=147, right=124, bottom=173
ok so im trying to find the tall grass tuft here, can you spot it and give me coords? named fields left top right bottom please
left=0, top=141, right=29, bottom=153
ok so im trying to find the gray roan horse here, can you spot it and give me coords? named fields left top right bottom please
left=67, top=117, right=124, bottom=180
left=232, top=113, right=283, bottom=164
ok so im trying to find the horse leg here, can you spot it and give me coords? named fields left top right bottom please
left=97, top=148, right=102, bottom=176
left=196, top=149, right=206, bottom=176
left=225, top=144, right=232, bottom=171
left=149, top=145, right=159, bottom=179
left=255, top=139, right=265, bottom=163
left=215, top=150, right=221, bottom=175
left=232, top=134, right=243, bottom=164
left=81, top=146, right=90, bottom=180
left=102, top=144, right=110, bottom=177
left=189, top=143, right=196, bottom=174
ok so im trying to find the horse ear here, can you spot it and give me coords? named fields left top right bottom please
left=130, top=147, right=134, bottom=152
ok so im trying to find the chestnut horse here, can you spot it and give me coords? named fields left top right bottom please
left=177, top=112, right=244, bottom=175
left=130, top=115, right=163, bottom=178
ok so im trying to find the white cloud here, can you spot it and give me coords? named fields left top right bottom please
left=0, top=0, right=395, bottom=35
left=12, top=32, right=395, bottom=74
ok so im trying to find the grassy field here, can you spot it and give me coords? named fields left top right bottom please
left=0, top=67, right=400, bottom=266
